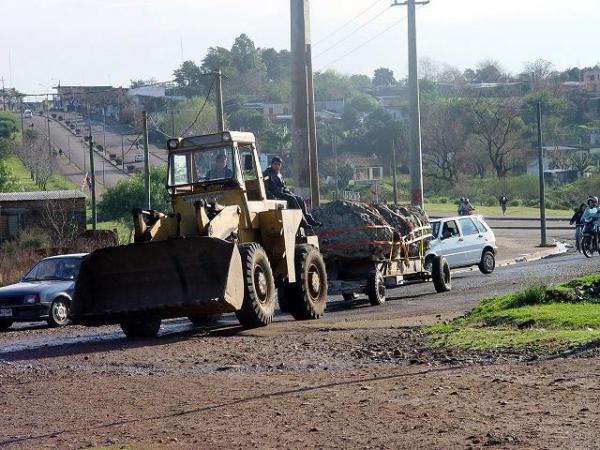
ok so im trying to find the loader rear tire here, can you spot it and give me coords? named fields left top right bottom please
left=236, top=243, right=276, bottom=327
left=120, top=316, right=161, bottom=338
left=284, top=244, right=328, bottom=320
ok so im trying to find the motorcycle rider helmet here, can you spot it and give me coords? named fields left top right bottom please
left=587, top=195, right=598, bottom=206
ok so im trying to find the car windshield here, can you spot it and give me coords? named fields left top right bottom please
left=168, top=146, right=234, bottom=186
left=22, top=257, right=82, bottom=281
left=431, top=221, right=440, bottom=238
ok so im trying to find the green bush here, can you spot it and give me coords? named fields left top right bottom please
left=509, top=199, right=521, bottom=207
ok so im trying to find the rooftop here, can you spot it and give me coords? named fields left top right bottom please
left=0, top=190, right=86, bottom=202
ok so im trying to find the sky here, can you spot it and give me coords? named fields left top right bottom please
left=1, top=0, right=599, bottom=97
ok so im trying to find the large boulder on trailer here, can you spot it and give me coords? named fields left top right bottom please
left=311, top=201, right=430, bottom=262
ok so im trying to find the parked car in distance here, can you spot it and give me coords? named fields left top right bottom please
left=22, top=109, right=32, bottom=118
left=0, top=254, right=87, bottom=331
left=426, top=216, right=497, bottom=274
left=134, top=153, right=145, bottom=162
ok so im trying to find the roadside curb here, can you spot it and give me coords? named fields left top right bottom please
left=497, top=240, right=568, bottom=268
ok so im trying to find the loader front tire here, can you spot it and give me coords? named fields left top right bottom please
left=120, top=316, right=161, bottom=338
left=283, top=244, right=328, bottom=320
left=236, top=243, right=276, bottom=327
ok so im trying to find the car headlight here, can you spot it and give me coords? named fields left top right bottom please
left=23, top=294, right=40, bottom=304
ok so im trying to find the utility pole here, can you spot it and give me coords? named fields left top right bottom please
left=88, top=106, right=97, bottom=230
left=121, top=135, right=125, bottom=171
left=170, top=108, right=176, bottom=136
left=332, top=130, right=339, bottom=199
left=392, top=0, right=428, bottom=208
left=1, top=77, right=5, bottom=111
left=291, top=0, right=320, bottom=206
left=392, top=139, right=398, bottom=205
left=214, top=69, right=225, bottom=132
left=20, top=103, right=24, bottom=141
left=537, top=102, right=547, bottom=246
left=46, top=94, right=52, bottom=158
left=142, top=111, right=151, bottom=210
left=102, top=107, right=107, bottom=154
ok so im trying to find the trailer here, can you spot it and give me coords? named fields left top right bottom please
left=324, top=222, right=451, bottom=305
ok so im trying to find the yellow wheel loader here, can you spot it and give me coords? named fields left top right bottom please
left=70, top=131, right=328, bottom=338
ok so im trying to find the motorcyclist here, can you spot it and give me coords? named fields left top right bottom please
left=458, top=198, right=474, bottom=216
left=582, top=196, right=599, bottom=223
left=570, top=203, right=587, bottom=252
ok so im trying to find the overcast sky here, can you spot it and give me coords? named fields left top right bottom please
left=1, top=0, right=599, bottom=97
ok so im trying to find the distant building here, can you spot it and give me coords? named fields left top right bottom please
left=0, top=191, right=86, bottom=241
left=376, top=96, right=408, bottom=121
left=347, top=155, right=384, bottom=183
left=583, top=71, right=600, bottom=92
left=54, top=85, right=127, bottom=119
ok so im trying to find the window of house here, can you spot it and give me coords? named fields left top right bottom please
left=370, top=167, right=382, bottom=180
left=354, top=167, right=368, bottom=181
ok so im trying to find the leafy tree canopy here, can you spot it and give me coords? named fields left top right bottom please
left=98, top=167, right=170, bottom=222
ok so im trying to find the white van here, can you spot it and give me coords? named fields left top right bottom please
left=134, top=153, right=145, bottom=162
left=23, top=109, right=32, bottom=118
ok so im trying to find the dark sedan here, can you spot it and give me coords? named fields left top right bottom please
left=0, top=254, right=86, bottom=331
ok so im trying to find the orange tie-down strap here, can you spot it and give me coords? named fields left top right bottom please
left=317, top=225, right=392, bottom=238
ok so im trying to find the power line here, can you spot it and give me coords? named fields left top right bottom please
left=313, top=0, right=386, bottom=46
left=313, top=5, right=391, bottom=60
left=147, top=113, right=173, bottom=139
left=316, top=14, right=409, bottom=71
left=180, top=79, right=215, bottom=137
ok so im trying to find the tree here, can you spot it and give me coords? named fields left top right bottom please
left=0, top=112, right=19, bottom=157
left=468, top=97, right=526, bottom=177
left=348, top=93, right=378, bottom=115
left=261, top=48, right=290, bottom=82
left=474, top=60, right=506, bottom=83
left=523, top=59, right=554, bottom=91
left=161, top=96, right=219, bottom=137
left=421, top=101, right=469, bottom=186
left=314, top=70, right=354, bottom=100
left=230, top=34, right=267, bottom=75
left=373, top=67, right=396, bottom=87
left=98, top=167, right=171, bottom=222
left=0, top=160, right=17, bottom=191
left=228, top=108, right=269, bottom=134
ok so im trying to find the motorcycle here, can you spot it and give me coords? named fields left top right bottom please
left=581, top=217, right=599, bottom=258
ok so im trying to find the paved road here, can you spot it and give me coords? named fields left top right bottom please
left=26, top=112, right=168, bottom=190
left=0, top=249, right=597, bottom=353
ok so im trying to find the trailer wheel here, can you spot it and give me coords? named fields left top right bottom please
left=366, top=271, right=386, bottom=306
left=120, top=316, right=161, bottom=338
left=188, top=314, right=221, bottom=325
left=432, top=256, right=451, bottom=293
left=236, top=243, right=276, bottom=327
left=284, top=244, right=328, bottom=320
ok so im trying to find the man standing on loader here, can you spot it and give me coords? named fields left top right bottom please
left=263, top=157, right=321, bottom=228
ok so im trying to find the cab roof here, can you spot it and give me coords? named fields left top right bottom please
left=172, top=131, right=256, bottom=151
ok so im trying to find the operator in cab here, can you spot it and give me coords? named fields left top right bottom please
left=206, top=153, right=233, bottom=180
left=263, top=157, right=320, bottom=228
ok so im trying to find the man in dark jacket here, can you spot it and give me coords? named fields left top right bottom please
left=570, top=203, right=588, bottom=252
left=263, top=157, right=320, bottom=227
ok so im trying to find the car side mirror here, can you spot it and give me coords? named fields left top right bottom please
left=243, top=154, right=253, bottom=171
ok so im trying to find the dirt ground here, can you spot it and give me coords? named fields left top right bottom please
left=0, top=323, right=598, bottom=450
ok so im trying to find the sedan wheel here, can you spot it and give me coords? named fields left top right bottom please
left=48, top=298, right=69, bottom=327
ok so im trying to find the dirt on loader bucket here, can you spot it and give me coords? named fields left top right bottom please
left=70, top=237, right=244, bottom=325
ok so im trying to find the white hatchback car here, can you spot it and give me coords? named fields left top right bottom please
left=426, top=215, right=497, bottom=274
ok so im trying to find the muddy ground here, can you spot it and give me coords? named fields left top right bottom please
left=0, top=322, right=598, bottom=450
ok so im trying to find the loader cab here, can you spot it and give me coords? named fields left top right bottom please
left=166, top=131, right=266, bottom=198
left=166, top=131, right=273, bottom=237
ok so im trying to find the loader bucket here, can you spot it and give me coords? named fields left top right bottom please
left=71, top=237, right=244, bottom=325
